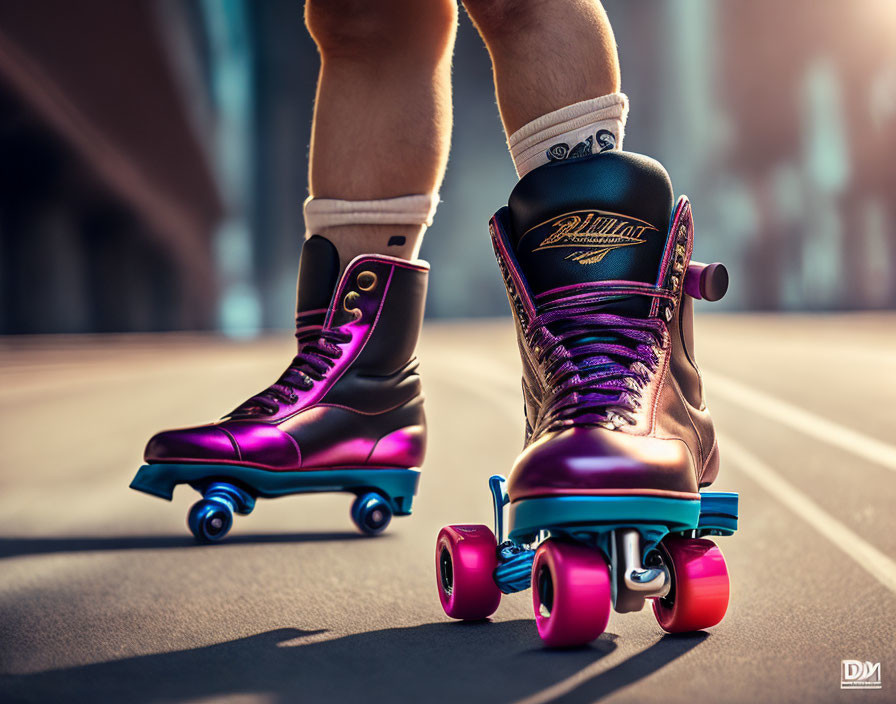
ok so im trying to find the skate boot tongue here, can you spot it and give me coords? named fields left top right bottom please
left=295, top=235, right=341, bottom=338
left=507, top=151, right=674, bottom=317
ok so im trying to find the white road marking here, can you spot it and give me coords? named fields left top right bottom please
left=720, top=433, right=896, bottom=595
left=704, top=370, right=896, bottom=474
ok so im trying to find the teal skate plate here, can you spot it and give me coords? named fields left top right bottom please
left=508, top=495, right=701, bottom=544
left=696, top=491, right=738, bottom=536
left=130, top=463, right=421, bottom=515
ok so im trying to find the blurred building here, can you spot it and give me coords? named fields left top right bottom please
left=0, top=0, right=894, bottom=335
left=0, top=0, right=223, bottom=333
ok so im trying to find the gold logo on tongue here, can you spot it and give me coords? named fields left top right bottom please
left=530, top=209, right=657, bottom=265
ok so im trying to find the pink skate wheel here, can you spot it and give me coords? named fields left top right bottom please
left=436, top=525, right=501, bottom=620
left=532, top=540, right=611, bottom=648
left=653, top=536, right=730, bottom=633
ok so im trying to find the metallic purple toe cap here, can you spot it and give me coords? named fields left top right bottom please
left=144, top=425, right=238, bottom=464
left=508, top=427, right=700, bottom=500
left=368, top=425, right=426, bottom=468
left=221, top=421, right=302, bottom=470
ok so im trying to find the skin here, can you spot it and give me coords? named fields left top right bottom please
left=304, top=0, right=619, bottom=261
left=463, top=0, right=620, bottom=135
left=304, top=0, right=457, bottom=264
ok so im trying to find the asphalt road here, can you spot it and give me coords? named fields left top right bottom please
left=1, top=314, right=894, bottom=703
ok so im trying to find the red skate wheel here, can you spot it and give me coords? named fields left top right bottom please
left=532, top=540, right=611, bottom=648
left=436, top=525, right=501, bottom=620
left=653, top=536, right=730, bottom=633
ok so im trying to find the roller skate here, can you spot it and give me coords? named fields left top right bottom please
left=130, top=236, right=428, bottom=541
left=435, top=151, right=738, bottom=647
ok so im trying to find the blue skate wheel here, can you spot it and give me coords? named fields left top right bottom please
left=351, top=492, right=393, bottom=536
left=188, top=499, right=233, bottom=543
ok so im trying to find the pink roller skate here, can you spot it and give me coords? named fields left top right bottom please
left=436, top=151, right=737, bottom=647
left=131, top=236, right=428, bottom=541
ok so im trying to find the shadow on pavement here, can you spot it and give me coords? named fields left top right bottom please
left=0, top=532, right=364, bottom=559
left=546, top=632, right=708, bottom=704
left=0, top=621, right=707, bottom=704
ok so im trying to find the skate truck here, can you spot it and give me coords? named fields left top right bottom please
left=435, top=150, right=739, bottom=647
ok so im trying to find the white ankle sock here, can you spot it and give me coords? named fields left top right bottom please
left=508, top=93, right=629, bottom=178
left=303, top=193, right=440, bottom=268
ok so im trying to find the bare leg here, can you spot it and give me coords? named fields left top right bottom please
left=462, top=0, right=619, bottom=136
left=305, top=0, right=457, bottom=265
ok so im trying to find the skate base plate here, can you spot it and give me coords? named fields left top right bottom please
left=508, top=492, right=738, bottom=546
left=129, top=463, right=421, bottom=515
left=509, top=495, right=700, bottom=543
left=697, top=491, right=738, bottom=535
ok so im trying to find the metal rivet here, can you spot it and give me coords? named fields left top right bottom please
left=357, top=271, right=377, bottom=291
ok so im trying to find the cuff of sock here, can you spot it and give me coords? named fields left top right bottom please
left=303, top=194, right=440, bottom=234
left=509, top=93, right=629, bottom=177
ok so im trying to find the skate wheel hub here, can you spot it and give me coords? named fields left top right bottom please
left=535, top=566, right=553, bottom=617
left=438, top=547, right=453, bottom=596
left=351, top=492, right=394, bottom=535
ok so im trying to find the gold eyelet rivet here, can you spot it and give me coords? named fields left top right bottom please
left=343, top=290, right=361, bottom=316
left=357, top=271, right=377, bottom=292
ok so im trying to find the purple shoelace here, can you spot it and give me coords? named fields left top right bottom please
left=527, top=298, right=667, bottom=433
left=231, top=328, right=351, bottom=416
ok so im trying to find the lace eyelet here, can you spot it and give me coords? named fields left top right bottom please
left=343, top=290, right=362, bottom=317
left=357, top=271, right=377, bottom=291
